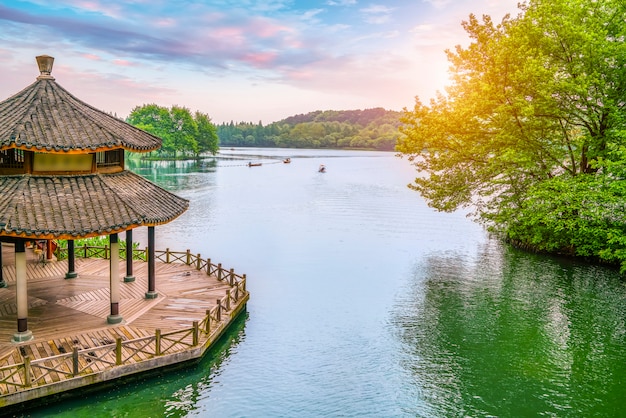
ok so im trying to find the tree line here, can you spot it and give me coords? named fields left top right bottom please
left=126, top=106, right=401, bottom=156
left=397, top=0, right=626, bottom=271
left=216, top=108, right=402, bottom=151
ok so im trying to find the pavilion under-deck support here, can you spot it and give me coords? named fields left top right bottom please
left=13, top=241, right=32, bottom=342
left=145, top=226, right=157, bottom=299
left=107, top=233, right=123, bottom=324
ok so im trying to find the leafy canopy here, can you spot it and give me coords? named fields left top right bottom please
left=397, top=0, right=626, bottom=268
left=127, top=104, right=219, bottom=157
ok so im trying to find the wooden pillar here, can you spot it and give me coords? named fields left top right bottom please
left=145, top=226, right=158, bottom=299
left=13, top=241, right=33, bottom=342
left=124, top=230, right=135, bottom=282
left=107, top=233, right=123, bottom=324
left=45, top=239, right=54, bottom=262
left=0, top=243, right=6, bottom=288
left=65, top=239, right=77, bottom=279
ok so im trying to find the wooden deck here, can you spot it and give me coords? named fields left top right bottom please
left=0, top=242, right=249, bottom=409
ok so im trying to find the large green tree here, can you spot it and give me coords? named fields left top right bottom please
left=397, top=0, right=626, bottom=268
left=127, top=104, right=218, bottom=157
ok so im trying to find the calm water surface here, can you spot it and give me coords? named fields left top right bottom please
left=29, top=148, right=626, bottom=417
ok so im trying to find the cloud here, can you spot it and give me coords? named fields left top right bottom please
left=112, top=59, right=135, bottom=67
left=360, top=5, right=394, bottom=25
left=0, top=0, right=522, bottom=123
left=327, top=0, right=357, bottom=5
left=422, top=0, right=452, bottom=9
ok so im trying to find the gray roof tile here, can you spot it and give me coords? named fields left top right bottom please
left=0, top=79, right=162, bottom=153
left=0, top=172, right=189, bottom=239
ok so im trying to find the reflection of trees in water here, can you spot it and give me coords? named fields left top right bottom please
left=126, top=158, right=218, bottom=191
left=391, top=242, right=626, bottom=417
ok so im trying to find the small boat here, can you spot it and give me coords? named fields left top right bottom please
left=318, top=164, right=326, bottom=173
left=248, top=162, right=262, bottom=167
left=283, top=158, right=291, bottom=164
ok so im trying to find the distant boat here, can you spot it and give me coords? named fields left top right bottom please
left=283, top=158, right=291, bottom=164
left=248, top=162, right=262, bottom=167
left=318, top=164, right=326, bottom=173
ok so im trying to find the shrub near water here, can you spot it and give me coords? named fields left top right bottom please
left=55, top=236, right=140, bottom=260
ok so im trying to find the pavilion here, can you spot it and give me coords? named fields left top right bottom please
left=0, top=55, right=188, bottom=342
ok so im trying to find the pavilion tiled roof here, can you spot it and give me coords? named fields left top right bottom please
left=0, top=56, right=161, bottom=153
left=0, top=171, right=189, bottom=239
left=0, top=56, right=189, bottom=240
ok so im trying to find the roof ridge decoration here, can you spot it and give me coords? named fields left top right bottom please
left=36, top=55, right=55, bottom=80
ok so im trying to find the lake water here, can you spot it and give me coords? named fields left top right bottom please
left=30, top=148, right=626, bottom=417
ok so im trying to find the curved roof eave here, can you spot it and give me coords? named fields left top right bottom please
left=0, top=172, right=189, bottom=240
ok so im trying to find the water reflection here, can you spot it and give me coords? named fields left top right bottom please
left=126, top=157, right=217, bottom=191
left=25, top=148, right=626, bottom=416
left=393, top=242, right=626, bottom=417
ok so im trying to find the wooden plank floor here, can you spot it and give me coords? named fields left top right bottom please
left=0, top=243, right=235, bottom=363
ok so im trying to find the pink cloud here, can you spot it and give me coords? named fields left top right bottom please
left=248, top=17, right=291, bottom=38
left=242, top=51, right=278, bottom=68
left=81, top=53, right=101, bottom=61
left=68, top=0, right=124, bottom=19
left=154, top=18, right=177, bottom=28
left=112, top=59, right=134, bottom=67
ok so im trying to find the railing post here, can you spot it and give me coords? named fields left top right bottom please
left=216, top=300, right=221, bottom=321
left=73, top=347, right=79, bottom=376
left=229, top=268, right=235, bottom=286
left=196, top=254, right=202, bottom=270
left=186, top=249, right=191, bottom=265
left=83, top=243, right=88, bottom=258
left=156, top=329, right=161, bottom=356
left=242, top=274, right=246, bottom=292
left=116, top=338, right=122, bottom=365
left=225, top=291, right=231, bottom=311
left=166, top=248, right=170, bottom=263
left=24, top=356, right=31, bottom=388
left=105, top=244, right=109, bottom=260
left=206, top=258, right=211, bottom=275
left=205, top=309, right=211, bottom=332
left=193, top=321, right=199, bottom=346
left=217, top=264, right=222, bottom=281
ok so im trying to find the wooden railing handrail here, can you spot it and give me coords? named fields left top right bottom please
left=55, top=245, right=246, bottom=287
left=0, top=299, right=239, bottom=395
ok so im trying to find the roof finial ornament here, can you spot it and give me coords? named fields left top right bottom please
left=36, top=55, right=55, bottom=80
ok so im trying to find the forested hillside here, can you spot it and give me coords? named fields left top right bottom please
left=217, top=108, right=401, bottom=151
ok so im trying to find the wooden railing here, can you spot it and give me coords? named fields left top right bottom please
left=0, top=246, right=249, bottom=396
left=55, top=245, right=247, bottom=297
left=0, top=292, right=245, bottom=394
left=55, top=246, right=247, bottom=292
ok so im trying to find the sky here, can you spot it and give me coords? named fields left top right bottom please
left=0, top=0, right=520, bottom=124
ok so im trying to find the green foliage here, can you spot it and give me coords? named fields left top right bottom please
left=216, top=108, right=401, bottom=151
left=127, top=104, right=218, bottom=158
left=55, top=235, right=140, bottom=260
left=397, top=0, right=626, bottom=270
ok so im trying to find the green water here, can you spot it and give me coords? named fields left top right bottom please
left=25, top=149, right=626, bottom=417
